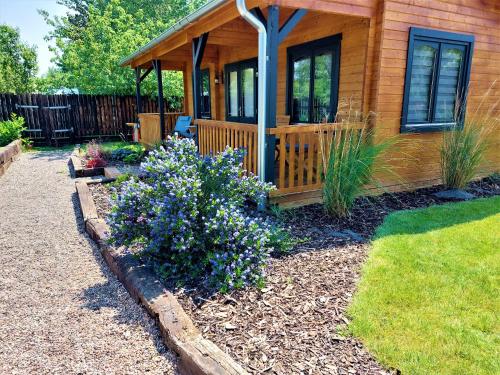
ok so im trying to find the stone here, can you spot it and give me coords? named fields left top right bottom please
left=328, top=229, right=365, bottom=242
left=327, top=230, right=351, bottom=239
left=433, top=189, right=475, bottom=201
left=342, top=230, right=365, bottom=242
left=224, top=322, right=238, bottom=330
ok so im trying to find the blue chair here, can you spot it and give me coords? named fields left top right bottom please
left=173, top=116, right=195, bottom=139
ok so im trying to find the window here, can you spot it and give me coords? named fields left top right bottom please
left=198, top=69, right=211, bottom=119
left=287, top=34, right=341, bottom=123
left=402, top=27, right=474, bottom=132
left=224, top=58, right=257, bottom=123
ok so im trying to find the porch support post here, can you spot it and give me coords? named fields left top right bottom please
left=153, top=60, right=165, bottom=140
left=264, top=5, right=280, bottom=183
left=135, top=67, right=142, bottom=119
left=192, top=33, right=208, bottom=120
left=261, top=6, right=307, bottom=183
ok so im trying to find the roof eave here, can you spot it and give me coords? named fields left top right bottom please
left=119, top=0, right=229, bottom=67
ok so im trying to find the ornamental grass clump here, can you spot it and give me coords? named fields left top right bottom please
left=439, top=88, right=498, bottom=189
left=85, top=139, right=107, bottom=168
left=107, top=136, right=281, bottom=292
left=319, top=113, right=396, bottom=217
left=440, top=120, right=491, bottom=189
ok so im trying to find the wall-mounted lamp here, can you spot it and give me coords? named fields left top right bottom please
left=215, top=70, right=224, bottom=85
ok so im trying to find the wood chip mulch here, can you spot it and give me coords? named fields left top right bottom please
left=89, top=176, right=499, bottom=375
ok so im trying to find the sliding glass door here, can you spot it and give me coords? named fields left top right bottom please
left=287, top=34, right=341, bottom=124
left=225, top=59, right=257, bottom=123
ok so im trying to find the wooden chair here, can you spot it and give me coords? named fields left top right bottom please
left=172, top=116, right=195, bottom=139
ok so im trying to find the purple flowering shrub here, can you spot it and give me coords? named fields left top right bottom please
left=107, top=136, right=282, bottom=291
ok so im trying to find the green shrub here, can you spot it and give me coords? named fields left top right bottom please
left=440, top=119, right=492, bottom=189
left=110, top=144, right=145, bottom=164
left=108, top=136, right=290, bottom=292
left=0, top=114, right=25, bottom=147
left=320, top=121, right=395, bottom=217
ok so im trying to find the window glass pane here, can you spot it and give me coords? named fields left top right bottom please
left=313, top=52, right=332, bottom=123
left=200, top=70, right=210, bottom=118
left=228, top=70, right=238, bottom=117
left=292, top=56, right=311, bottom=122
left=434, top=46, right=464, bottom=122
left=241, top=67, right=255, bottom=118
left=407, top=43, right=437, bottom=123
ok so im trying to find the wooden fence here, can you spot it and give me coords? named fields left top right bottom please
left=0, top=93, right=171, bottom=145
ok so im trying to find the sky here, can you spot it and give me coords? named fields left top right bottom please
left=0, top=0, right=68, bottom=76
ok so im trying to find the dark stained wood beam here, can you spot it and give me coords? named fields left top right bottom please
left=153, top=60, right=165, bottom=139
left=192, top=33, right=209, bottom=120
left=140, top=66, right=153, bottom=82
left=135, top=67, right=142, bottom=117
left=278, top=9, right=307, bottom=44
left=264, top=6, right=280, bottom=182
left=250, top=7, right=267, bottom=26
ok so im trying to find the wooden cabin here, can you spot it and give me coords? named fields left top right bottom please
left=120, top=0, right=499, bottom=207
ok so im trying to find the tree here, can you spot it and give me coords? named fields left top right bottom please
left=0, top=24, right=38, bottom=93
left=39, top=0, right=207, bottom=107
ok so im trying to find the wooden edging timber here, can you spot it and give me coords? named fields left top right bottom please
left=0, top=139, right=22, bottom=178
left=75, top=180, right=248, bottom=375
left=69, top=149, right=105, bottom=178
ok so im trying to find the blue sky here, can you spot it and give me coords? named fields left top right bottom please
left=0, top=0, right=68, bottom=76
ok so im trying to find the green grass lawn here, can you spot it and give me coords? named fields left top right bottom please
left=349, top=196, right=500, bottom=375
left=30, top=141, right=131, bottom=153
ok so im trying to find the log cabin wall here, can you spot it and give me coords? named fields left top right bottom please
left=372, top=0, right=500, bottom=189
left=207, top=12, right=371, bottom=120
left=169, top=0, right=499, bottom=193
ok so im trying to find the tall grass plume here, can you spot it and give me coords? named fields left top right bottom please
left=318, top=110, right=398, bottom=217
left=440, top=82, right=499, bottom=189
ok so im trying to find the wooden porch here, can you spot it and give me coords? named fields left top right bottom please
left=136, top=114, right=364, bottom=203
left=125, top=0, right=374, bottom=205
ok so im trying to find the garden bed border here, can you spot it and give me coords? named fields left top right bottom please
left=0, top=139, right=22, bottom=178
left=75, top=180, right=247, bottom=375
left=70, top=149, right=105, bottom=177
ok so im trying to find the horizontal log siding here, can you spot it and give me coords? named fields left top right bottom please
left=159, top=0, right=498, bottom=201
left=373, top=0, right=500, bottom=188
left=213, top=11, right=370, bottom=121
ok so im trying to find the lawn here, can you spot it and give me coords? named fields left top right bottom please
left=349, top=196, right=500, bottom=375
left=30, top=141, right=131, bottom=153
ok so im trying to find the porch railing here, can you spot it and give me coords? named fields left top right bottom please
left=269, top=122, right=365, bottom=195
left=195, top=119, right=365, bottom=196
left=138, top=112, right=183, bottom=146
left=196, top=119, right=258, bottom=175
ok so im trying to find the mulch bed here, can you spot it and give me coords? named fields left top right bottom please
left=89, top=183, right=113, bottom=218
left=89, top=176, right=499, bottom=375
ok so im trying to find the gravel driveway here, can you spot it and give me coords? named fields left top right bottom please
left=0, top=151, right=178, bottom=374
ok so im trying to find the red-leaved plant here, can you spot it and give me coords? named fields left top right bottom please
left=85, top=139, right=107, bottom=168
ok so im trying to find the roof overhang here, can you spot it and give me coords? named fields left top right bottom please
left=119, top=0, right=231, bottom=67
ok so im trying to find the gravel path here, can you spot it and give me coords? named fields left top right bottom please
left=0, top=151, right=178, bottom=374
